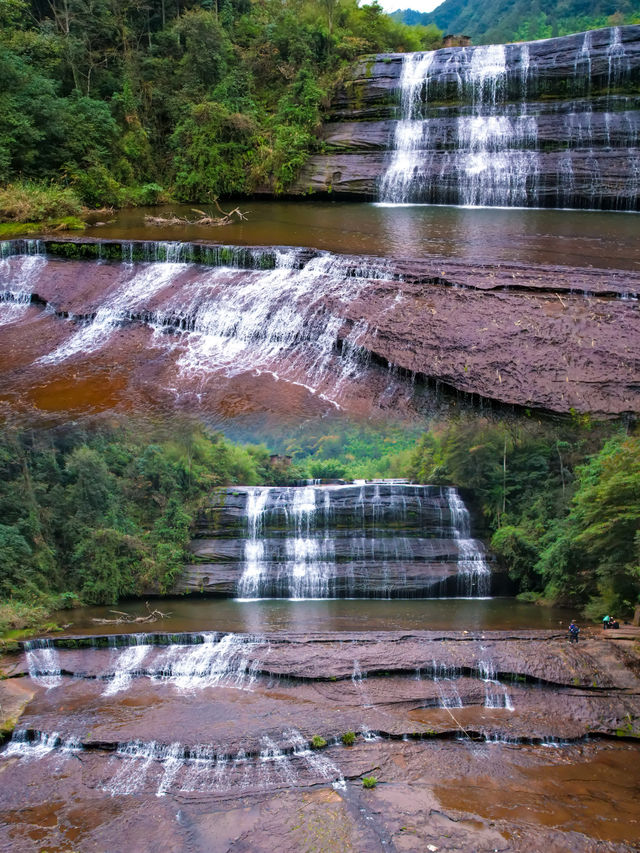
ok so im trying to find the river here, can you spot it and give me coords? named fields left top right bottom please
left=52, top=596, right=576, bottom=636
left=87, top=200, right=640, bottom=269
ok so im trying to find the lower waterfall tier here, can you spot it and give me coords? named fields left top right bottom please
left=182, top=485, right=495, bottom=599
left=4, top=629, right=640, bottom=852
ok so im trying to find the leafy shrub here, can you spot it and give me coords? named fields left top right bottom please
left=362, top=776, right=377, bottom=789
left=0, top=181, right=83, bottom=223
left=310, top=735, right=327, bottom=750
left=341, top=731, right=356, bottom=746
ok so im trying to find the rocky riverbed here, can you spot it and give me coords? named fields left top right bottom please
left=1, top=240, right=639, bottom=420
left=1, top=628, right=639, bottom=851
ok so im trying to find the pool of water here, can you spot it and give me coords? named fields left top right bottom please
left=52, top=596, right=577, bottom=637
left=83, top=200, right=640, bottom=270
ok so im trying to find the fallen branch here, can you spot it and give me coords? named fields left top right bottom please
left=145, top=198, right=248, bottom=228
left=91, top=605, right=172, bottom=625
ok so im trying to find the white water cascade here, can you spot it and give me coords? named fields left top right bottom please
left=98, top=632, right=266, bottom=695
left=0, top=245, right=46, bottom=327
left=379, top=28, right=639, bottom=209
left=17, top=242, right=410, bottom=414
left=446, top=488, right=491, bottom=597
left=38, top=259, right=189, bottom=364
left=234, top=483, right=493, bottom=599
left=479, top=660, right=515, bottom=711
left=24, top=638, right=62, bottom=689
left=99, top=732, right=345, bottom=797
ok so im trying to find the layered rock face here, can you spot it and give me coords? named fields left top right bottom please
left=1, top=239, right=639, bottom=417
left=180, top=483, right=494, bottom=598
left=294, top=25, right=640, bottom=209
left=2, top=630, right=640, bottom=851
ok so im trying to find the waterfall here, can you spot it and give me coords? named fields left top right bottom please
left=238, top=488, right=272, bottom=598
left=99, top=733, right=346, bottom=796
left=479, top=660, right=515, bottom=711
left=1, top=730, right=82, bottom=760
left=102, top=634, right=151, bottom=696
left=24, top=638, right=62, bottom=689
left=446, top=488, right=491, bottom=597
left=38, top=260, right=189, bottom=364
left=432, top=658, right=464, bottom=709
left=379, top=28, right=639, bottom=209
left=98, top=632, right=265, bottom=694
left=234, top=483, right=492, bottom=599
left=26, top=246, right=401, bottom=412
left=379, top=51, right=438, bottom=203
left=0, top=251, right=45, bottom=327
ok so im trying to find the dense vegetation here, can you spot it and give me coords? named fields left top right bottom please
left=1, top=415, right=637, bottom=634
left=395, top=0, right=640, bottom=45
left=280, top=415, right=640, bottom=617
left=0, top=0, right=441, bottom=220
left=0, top=419, right=279, bottom=629
left=409, top=417, right=639, bottom=618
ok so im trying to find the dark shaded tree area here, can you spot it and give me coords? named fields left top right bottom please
left=408, top=417, right=640, bottom=617
left=395, top=0, right=640, bottom=44
left=0, top=419, right=276, bottom=609
left=0, top=0, right=442, bottom=206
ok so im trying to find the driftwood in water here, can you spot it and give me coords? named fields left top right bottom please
left=144, top=197, right=248, bottom=227
left=91, top=604, right=172, bottom=625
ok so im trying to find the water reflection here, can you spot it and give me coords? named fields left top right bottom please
left=53, top=597, right=575, bottom=637
left=84, top=200, right=640, bottom=270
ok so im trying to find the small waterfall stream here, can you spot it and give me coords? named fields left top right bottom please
left=0, top=242, right=45, bottom=326
left=24, top=639, right=62, bottom=689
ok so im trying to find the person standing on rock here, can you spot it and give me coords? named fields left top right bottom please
left=568, top=621, right=580, bottom=643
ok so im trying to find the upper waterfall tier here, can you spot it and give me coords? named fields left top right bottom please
left=293, top=25, right=640, bottom=210
left=179, top=483, right=494, bottom=599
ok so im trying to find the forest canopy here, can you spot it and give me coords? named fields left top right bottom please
left=395, top=0, right=640, bottom=45
left=0, top=0, right=442, bottom=215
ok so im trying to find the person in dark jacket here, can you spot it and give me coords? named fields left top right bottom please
left=568, top=621, right=580, bottom=643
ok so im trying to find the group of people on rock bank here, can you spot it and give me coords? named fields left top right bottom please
left=567, top=615, right=621, bottom=643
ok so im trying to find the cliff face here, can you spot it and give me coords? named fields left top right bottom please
left=293, top=26, right=640, bottom=210
left=179, top=484, right=496, bottom=599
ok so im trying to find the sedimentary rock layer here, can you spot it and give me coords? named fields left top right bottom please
left=1, top=239, right=638, bottom=417
left=3, top=629, right=640, bottom=852
left=180, top=484, right=494, bottom=598
left=293, top=26, right=640, bottom=209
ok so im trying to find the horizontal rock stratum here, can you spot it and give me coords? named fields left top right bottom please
left=2, top=628, right=640, bottom=851
left=293, top=25, right=640, bottom=209
left=0, top=238, right=638, bottom=419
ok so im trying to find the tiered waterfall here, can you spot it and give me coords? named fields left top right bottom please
left=182, top=483, right=493, bottom=598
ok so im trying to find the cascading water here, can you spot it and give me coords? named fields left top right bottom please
left=446, top=487, right=491, bottom=597
left=479, top=660, right=515, bottom=711
left=24, top=638, right=62, bottom=689
left=5, top=240, right=415, bottom=415
left=379, top=27, right=640, bottom=209
left=98, top=632, right=266, bottom=694
left=0, top=245, right=45, bottom=327
left=232, top=483, right=492, bottom=599
left=37, top=259, right=190, bottom=364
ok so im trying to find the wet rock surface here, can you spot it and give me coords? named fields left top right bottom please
left=1, top=629, right=640, bottom=852
left=1, top=243, right=639, bottom=417
left=293, top=26, right=640, bottom=209
left=182, top=484, right=495, bottom=598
